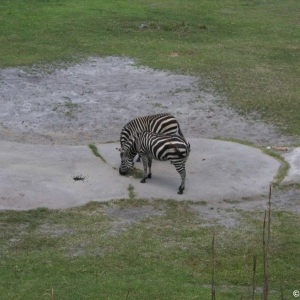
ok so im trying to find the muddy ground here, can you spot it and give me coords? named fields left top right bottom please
left=0, top=56, right=299, bottom=221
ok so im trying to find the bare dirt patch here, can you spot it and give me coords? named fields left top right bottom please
left=0, top=56, right=295, bottom=146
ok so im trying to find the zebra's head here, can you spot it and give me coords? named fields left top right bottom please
left=119, top=135, right=138, bottom=176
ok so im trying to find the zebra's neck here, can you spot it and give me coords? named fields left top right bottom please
left=125, top=136, right=139, bottom=159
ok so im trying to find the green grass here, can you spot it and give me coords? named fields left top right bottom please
left=88, top=144, right=143, bottom=179
left=127, top=184, right=136, bottom=199
left=0, top=200, right=299, bottom=299
left=127, top=167, right=145, bottom=180
left=1, top=1, right=300, bottom=298
left=1, top=0, right=300, bottom=136
left=88, top=144, right=106, bottom=163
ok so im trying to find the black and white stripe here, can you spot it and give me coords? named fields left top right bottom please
left=120, top=113, right=185, bottom=161
left=119, top=131, right=191, bottom=194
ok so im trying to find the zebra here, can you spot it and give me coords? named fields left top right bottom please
left=119, top=131, right=191, bottom=195
left=120, top=113, right=186, bottom=162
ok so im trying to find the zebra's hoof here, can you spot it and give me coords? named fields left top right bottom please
left=177, top=189, right=183, bottom=195
left=140, top=178, right=146, bottom=183
left=148, top=174, right=152, bottom=179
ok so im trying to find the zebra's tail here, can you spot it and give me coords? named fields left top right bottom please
left=177, top=122, right=187, bottom=143
left=176, top=121, right=190, bottom=155
left=187, top=141, right=191, bottom=155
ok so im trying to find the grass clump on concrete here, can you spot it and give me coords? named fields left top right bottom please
left=88, top=144, right=106, bottom=163
left=127, top=167, right=144, bottom=180
left=128, top=184, right=136, bottom=199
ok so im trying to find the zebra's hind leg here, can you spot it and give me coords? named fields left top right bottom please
left=147, top=156, right=152, bottom=178
left=136, top=154, right=141, bottom=162
left=178, top=185, right=184, bottom=195
left=174, top=163, right=186, bottom=195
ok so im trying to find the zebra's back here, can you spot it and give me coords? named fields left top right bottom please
left=120, top=113, right=181, bottom=147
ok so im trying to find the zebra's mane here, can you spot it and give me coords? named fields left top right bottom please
left=120, top=134, right=138, bottom=153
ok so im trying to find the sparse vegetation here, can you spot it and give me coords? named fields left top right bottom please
left=0, top=196, right=299, bottom=299
left=52, top=98, right=79, bottom=119
left=152, top=102, right=162, bottom=107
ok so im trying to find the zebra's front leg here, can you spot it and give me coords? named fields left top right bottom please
left=147, top=156, right=152, bottom=179
left=140, top=155, right=149, bottom=183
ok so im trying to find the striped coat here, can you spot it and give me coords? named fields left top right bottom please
left=120, top=113, right=185, bottom=161
left=119, top=131, right=190, bottom=194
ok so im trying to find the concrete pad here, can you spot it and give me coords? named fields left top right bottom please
left=0, top=138, right=281, bottom=210
left=282, top=147, right=300, bottom=183
left=97, top=138, right=280, bottom=201
left=0, top=141, right=131, bottom=210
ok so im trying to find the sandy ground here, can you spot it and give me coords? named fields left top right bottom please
left=0, top=56, right=299, bottom=221
left=0, top=56, right=295, bottom=146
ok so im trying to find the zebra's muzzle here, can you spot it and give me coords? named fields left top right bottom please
left=119, top=168, right=128, bottom=176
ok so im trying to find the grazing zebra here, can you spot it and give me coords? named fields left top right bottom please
left=119, top=131, right=191, bottom=195
left=120, top=113, right=186, bottom=162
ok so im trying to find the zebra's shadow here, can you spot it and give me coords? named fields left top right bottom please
left=131, top=160, right=183, bottom=190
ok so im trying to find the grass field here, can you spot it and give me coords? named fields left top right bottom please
left=1, top=0, right=300, bottom=136
left=1, top=199, right=300, bottom=299
left=1, top=0, right=300, bottom=299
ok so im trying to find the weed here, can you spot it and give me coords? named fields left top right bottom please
left=127, top=167, right=144, bottom=179
left=52, top=98, right=79, bottom=119
left=128, top=184, right=136, bottom=199
left=152, top=102, right=162, bottom=107
left=88, top=144, right=106, bottom=163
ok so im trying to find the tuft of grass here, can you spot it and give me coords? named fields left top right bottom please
left=127, top=184, right=136, bottom=200
left=277, top=182, right=300, bottom=191
left=262, top=149, right=290, bottom=185
left=127, top=167, right=144, bottom=179
left=88, top=144, right=106, bottom=163
left=152, top=102, right=162, bottom=107
left=52, top=98, right=80, bottom=119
